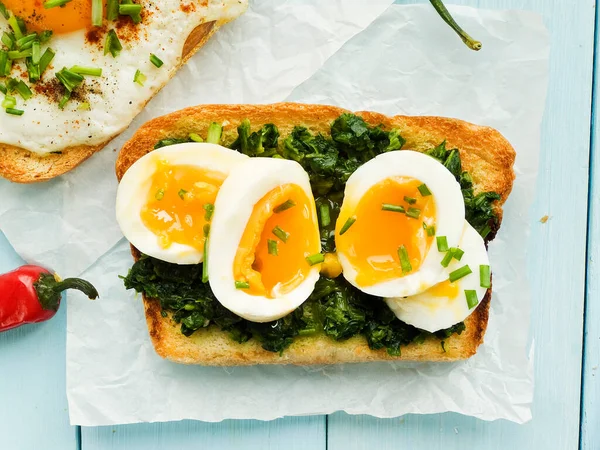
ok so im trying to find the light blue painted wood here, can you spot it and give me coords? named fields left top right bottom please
left=581, top=2, right=600, bottom=448
left=82, top=417, right=325, bottom=450
left=327, top=0, right=594, bottom=449
left=0, top=231, right=78, bottom=450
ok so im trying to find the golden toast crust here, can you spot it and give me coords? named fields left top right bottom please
left=118, top=103, right=515, bottom=365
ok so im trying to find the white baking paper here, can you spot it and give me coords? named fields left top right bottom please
left=1, top=3, right=549, bottom=425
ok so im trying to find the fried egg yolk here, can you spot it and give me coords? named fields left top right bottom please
left=336, top=177, right=436, bottom=287
left=4, top=0, right=91, bottom=34
left=233, top=184, right=320, bottom=298
left=427, top=279, right=460, bottom=299
left=140, top=161, right=226, bottom=251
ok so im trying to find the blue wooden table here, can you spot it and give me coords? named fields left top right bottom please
left=0, top=0, right=598, bottom=449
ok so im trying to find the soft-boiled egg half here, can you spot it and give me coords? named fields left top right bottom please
left=116, top=143, right=247, bottom=264
left=335, top=150, right=465, bottom=298
left=385, top=222, right=490, bottom=332
left=208, top=158, right=321, bottom=323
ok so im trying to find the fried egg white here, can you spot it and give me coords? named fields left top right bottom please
left=116, top=142, right=248, bottom=264
left=385, top=222, right=490, bottom=332
left=208, top=158, right=321, bottom=323
left=0, top=0, right=247, bottom=154
left=335, top=150, right=465, bottom=298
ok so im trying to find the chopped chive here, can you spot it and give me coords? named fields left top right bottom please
left=14, top=80, right=32, bottom=100
left=206, top=122, right=222, bottom=144
left=339, top=216, right=356, bottom=235
left=440, top=249, right=454, bottom=268
left=31, top=41, right=40, bottom=65
left=465, top=289, right=479, bottom=309
left=104, top=29, right=122, bottom=58
left=453, top=248, right=464, bottom=261
left=178, top=189, right=187, bottom=200
left=306, top=253, right=325, bottom=266
left=56, top=67, right=84, bottom=93
left=480, top=224, right=492, bottom=239
left=107, top=0, right=119, bottom=21
left=480, top=264, right=491, bottom=288
left=418, top=183, right=432, bottom=196
left=398, top=245, right=412, bottom=273
left=26, top=59, right=40, bottom=82
left=155, top=188, right=165, bottom=200
left=203, top=203, right=214, bottom=221
left=70, top=65, right=102, bottom=76
left=449, top=264, right=472, bottom=283
left=91, top=0, right=103, bottom=27
left=272, top=226, right=289, bottom=243
left=8, top=49, right=32, bottom=60
left=425, top=224, right=436, bottom=237
left=406, top=207, right=421, bottom=219
left=8, top=15, right=23, bottom=40
left=16, top=34, right=37, bottom=49
left=381, top=203, right=405, bottom=213
left=5, top=107, right=23, bottom=116
left=274, top=199, right=296, bottom=213
left=437, top=236, right=448, bottom=252
left=235, top=281, right=250, bottom=289
left=1, top=33, right=14, bottom=50
left=150, top=53, right=163, bottom=68
left=38, top=30, right=53, bottom=44
left=6, top=78, right=18, bottom=92
left=0, top=2, right=8, bottom=20
left=319, top=203, right=331, bottom=227
left=0, top=51, right=7, bottom=77
left=58, top=92, right=70, bottom=109
left=202, top=225, right=210, bottom=283
left=2, top=94, right=15, bottom=109
left=133, top=69, right=146, bottom=86
left=267, top=239, right=278, bottom=256
left=38, top=48, right=55, bottom=75
left=78, top=102, right=91, bottom=111
left=404, top=196, right=417, bottom=205
left=119, top=4, right=142, bottom=24
left=189, top=133, right=203, bottom=142
left=0, top=84, right=6, bottom=94
left=44, top=0, right=72, bottom=8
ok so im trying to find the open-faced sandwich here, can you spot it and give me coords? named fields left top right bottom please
left=0, top=0, right=247, bottom=183
left=116, top=103, right=515, bottom=365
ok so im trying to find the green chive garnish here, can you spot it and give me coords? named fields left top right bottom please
left=404, top=196, right=417, bottom=205
left=39, top=30, right=53, bottom=44
left=437, top=236, right=448, bottom=252
left=267, top=239, right=278, bottom=256
left=235, top=281, right=250, bottom=289
left=155, top=188, right=165, bottom=200
left=480, top=224, right=492, bottom=239
left=104, top=29, right=122, bottom=58
left=0, top=84, right=6, bottom=94
left=465, top=290, right=479, bottom=309
left=206, top=122, right=222, bottom=144
left=150, top=53, right=164, bottom=68
left=119, top=4, right=143, bottom=24
left=14, top=80, right=31, bottom=100
left=272, top=226, right=289, bottom=243
left=398, top=245, right=412, bottom=273
left=0, top=2, right=8, bottom=20
left=8, top=15, right=23, bottom=40
left=306, top=253, right=325, bottom=266
left=178, top=189, right=187, bottom=200
left=58, top=92, right=70, bottom=109
left=5, top=107, right=23, bottom=116
left=8, top=49, right=32, bottom=60
left=44, top=0, right=72, bottom=8
left=16, top=34, right=37, bottom=49
left=2, top=94, right=15, bottom=109
left=418, top=184, right=432, bottom=196
left=382, top=203, right=405, bottom=213
left=56, top=67, right=84, bottom=92
left=202, top=224, right=210, bottom=283
left=78, top=102, right=91, bottom=111
left=440, top=249, right=454, bottom=268
left=1, top=33, right=14, bottom=50
left=107, top=0, right=119, bottom=20
left=319, top=203, right=331, bottom=227
left=133, top=69, right=146, bottom=86
left=453, top=248, right=464, bottom=261
left=91, top=0, right=103, bottom=27
left=189, top=133, right=203, bottom=142
left=38, top=48, right=55, bottom=75
left=480, top=264, right=491, bottom=288
left=70, top=65, right=102, bottom=77
left=339, top=216, right=356, bottom=235
left=203, top=203, right=214, bottom=221
left=273, top=199, right=296, bottom=213
left=406, top=207, right=421, bottom=219
left=449, top=265, right=472, bottom=283
left=31, top=41, right=40, bottom=65
left=426, top=225, right=436, bottom=237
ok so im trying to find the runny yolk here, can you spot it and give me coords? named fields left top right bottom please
left=140, top=161, right=226, bottom=251
left=336, top=177, right=436, bottom=287
left=427, top=279, right=460, bottom=299
left=233, top=184, right=320, bottom=298
left=4, top=0, right=91, bottom=34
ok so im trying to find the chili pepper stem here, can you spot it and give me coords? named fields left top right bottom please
left=52, top=278, right=99, bottom=299
left=429, top=0, right=482, bottom=51
left=34, top=273, right=98, bottom=311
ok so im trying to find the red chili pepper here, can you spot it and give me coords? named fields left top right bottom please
left=0, top=265, right=98, bottom=332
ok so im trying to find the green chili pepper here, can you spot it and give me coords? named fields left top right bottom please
left=429, top=0, right=482, bottom=51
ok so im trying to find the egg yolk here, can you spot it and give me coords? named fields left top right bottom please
left=336, top=177, right=436, bottom=287
left=233, top=184, right=320, bottom=298
left=427, top=279, right=460, bottom=299
left=4, top=0, right=92, bottom=34
left=140, top=161, right=226, bottom=251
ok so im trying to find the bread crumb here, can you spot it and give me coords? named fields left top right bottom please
left=540, top=215, right=550, bottom=223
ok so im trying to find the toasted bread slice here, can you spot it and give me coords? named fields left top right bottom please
left=117, top=103, right=515, bottom=365
left=0, top=12, right=241, bottom=183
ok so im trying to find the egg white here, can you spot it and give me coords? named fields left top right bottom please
left=208, top=157, right=321, bottom=323
left=385, top=222, right=489, bottom=333
left=115, top=142, right=248, bottom=265
left=336, top=150, right=465, bottom=298
left=0, top=0, right=247, bottom=154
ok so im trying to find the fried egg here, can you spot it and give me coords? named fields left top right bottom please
left=385, top=222, right=490, bottom=332
left=0, top=0, right=247, bottom=154
left=116, top=142, right=248, bottom=264
left=335, top=150, right=465, bottom=298
left=208, top=158, right=321, bottom=323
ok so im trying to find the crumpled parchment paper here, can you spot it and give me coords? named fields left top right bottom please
left=0, top=2, right=549, bottom=426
